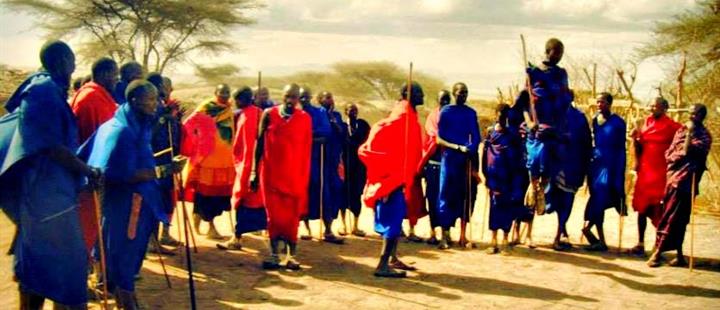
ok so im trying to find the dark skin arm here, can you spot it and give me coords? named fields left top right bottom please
left=250, top=110, right=271, bottom=191
left=46, top=145, right=95, bottom=177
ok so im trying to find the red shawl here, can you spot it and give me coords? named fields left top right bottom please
left=231, top=105, right=263, bottom=209
left=70, top=81, right=117, bottom=143
left=359, top=100, right=426, bottom=223
left=260, top=106, right=312, bottom=215
left=633, top=115, right=681, bottom=214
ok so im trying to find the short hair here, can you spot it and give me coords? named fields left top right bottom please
left=72, top=77, right=83, bottom=91
left=400, top=81, right=422, bottom=99
left=545, top=38, right=564, bottom=53
left=162, top=76, right=173, bottom=88
left=283, top=83, right=300, bottom=98
left=692, top=103, right=708, bottom=120
left=232, top=86, right=253, bottom=104
left=598, top=92, right=613, bottom=105
left=653, top=97, right=669, bottom=109
left=119, top=61, right=143, bottom=81
left=91, top=57, right=117, bottom=80
left=496, top=103, right=511, bottom=119
left=452, top=82, right=467, bottom=92
left=146, top=72, right=164, bottom=90
left=39, top=40, right=73, bottom=72
left=125, top=80, right=157, bottom=103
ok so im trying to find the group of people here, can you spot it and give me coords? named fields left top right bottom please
left=0, top=37, right=713, bottom=309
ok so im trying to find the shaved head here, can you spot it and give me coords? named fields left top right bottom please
left=39, top=40, right=75, bottom=84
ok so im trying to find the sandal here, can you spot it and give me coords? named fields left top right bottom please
left=486, top=246, right=499, bottom=255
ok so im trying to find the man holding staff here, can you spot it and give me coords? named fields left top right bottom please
left=436, top=82, right=481, bottom=249
left=648, top=104, right=712, bottom=268
left=359, top=81, right=424, bottom=278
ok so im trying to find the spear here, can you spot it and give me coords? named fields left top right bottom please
left=91, top=190, right=109, bottom=310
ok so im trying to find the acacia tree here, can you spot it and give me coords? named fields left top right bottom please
left=4, top=0, right=262, bottom=72
left=638, top=0, right=720, bottom=105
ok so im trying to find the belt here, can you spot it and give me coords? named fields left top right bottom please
left=428, top=160, right=441, bottom=165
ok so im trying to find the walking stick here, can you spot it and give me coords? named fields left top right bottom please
left=481, top=188, right=489, bottom=243
left=405, top=62, right=413, bottom=239
left=151, top=234, right=172, bottom=289
left=167, top=124, right=198, bottom=310
left=690, top=173, right=696, bottom=272
left=91, top=190, right=109, bottom=310
left=176, top=208, right=183, bottom=245
left=466, top=157, right=473, bottom=245
left=618, top=199, right=625, bottom=254
left=520, top=34, right=538, bottom=127
left=319, top=143, right=325, bottom=241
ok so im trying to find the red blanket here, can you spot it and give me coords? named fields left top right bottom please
left=260, top=106, right=312, bottom=240
left=359, top=100, right=426, bottom=223
left=231, top=105, right=263, bottom=209
left=69, top=81, right=117, bottom=255
left=70, top=81, right=117, bottom=143
left=421, top=107, right=440, bottom=165
left=633, top=115, right=680, bottom=218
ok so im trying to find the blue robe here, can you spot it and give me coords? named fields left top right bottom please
left=437, top=104, right=481, bottom=229
left=79, top=103, right=168, bottom=292
left=546, top=106, right=592, bottom=226
left=325, top=110, right=348, bottom=219
left=585, top=113, right=626, bottom=225
left=524, top=63, right=572, bottom=179
left=0, top=72, right=87, bottom=305
left=302, top=104, right=334, bottom=222
left=482, top=126, right=525, bottom=232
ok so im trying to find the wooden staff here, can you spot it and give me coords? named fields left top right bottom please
left=405, top=62, right=413, bottom=239
left=464, top=157, right=471, bottom=245
left=168, top=123, right=197, bottom=310
left=690, top=173, right=696, bottom=272
left=319, top=143, right=325, bottom=241
left=520, top=35, right=538, bottom=125
left=151, top=234, right=172, bottom=289
left=618, top=199, right=625, bottom=254
left=91, top=190, right=109, bottom=310
left=677, top=52, right=687, bottom=109
left=481, top=189, right=489, bottom=243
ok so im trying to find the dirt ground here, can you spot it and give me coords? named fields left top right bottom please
left=1, top=190, right=719, bottom=309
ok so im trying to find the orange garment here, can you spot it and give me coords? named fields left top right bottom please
left=182, top=100, right=235, bottom=199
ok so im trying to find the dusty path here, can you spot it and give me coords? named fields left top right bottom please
left=1, top=191, right=719, bottom=309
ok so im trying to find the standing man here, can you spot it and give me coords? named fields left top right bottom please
left=647, top=104, right=712, bottom=267
left=630, top=97, right=681, bottom=255
left=583, top=92, right=627, bottom=251
left=113, top=61, right=143, bottom=104
left=422, top=90, right=451, bottom=244
left=298, top=87, right=335, bottom=242
left=251, top=83, right=312, bottom=270
left=218, top=86, right=267, bottom=250
left=436, top=82, right=482, bottom=249
left=359, top=82, right=424, bottom=278
left=81, top=80, right=166, bottom=308
left=255, top=86, right=275, bottom=110
left=70, top=57, right=119, bottom=255
left=318, top=91, right=349, bottom=242
left=482, top=103, right=525, bottom=254
left=147, top=73, right=184, bottom=248
left=341, top=103, right=371, bottom=237
left=183, top=84, right=236, bottom=240
left=545, top=98, right=592, bottom=251
left=0, top=40, right=100, bottom=309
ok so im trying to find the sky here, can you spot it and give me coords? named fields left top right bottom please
left=0, top=0, right=698, bottom=100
